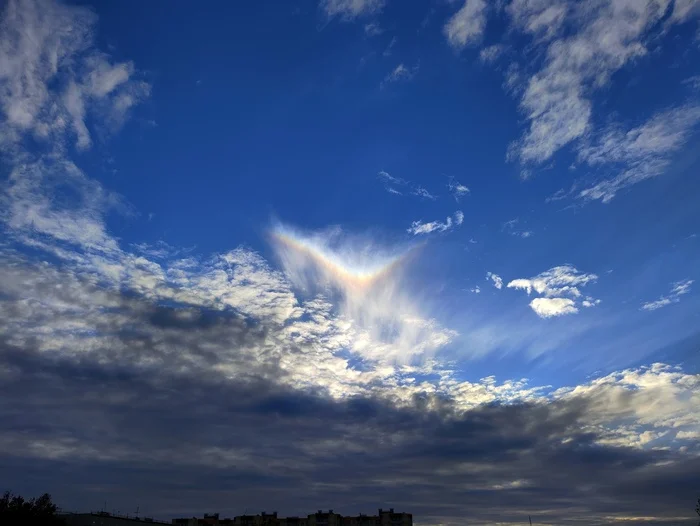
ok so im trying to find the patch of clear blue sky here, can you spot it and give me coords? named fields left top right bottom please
left=74, top=0, right=700, bottom=388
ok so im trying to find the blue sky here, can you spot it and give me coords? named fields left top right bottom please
left=1, top=0, right=700, bottom=524
left=92, top=0, right=700, bottom=383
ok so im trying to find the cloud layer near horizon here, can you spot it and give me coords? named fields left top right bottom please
left=0, top=1, right=699, bottom=525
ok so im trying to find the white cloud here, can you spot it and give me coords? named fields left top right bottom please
left=381, top=62, right=418, bottom=88
left=407, top=218, right=452, bottom=235
left=271, top=224, right=457, bottom=364
left=529, top=297, right=577, bottom=318
left=502, top=217, right=533, bottom=238
left=413, top=186, right=437, bottom=200
left=641, top=279, right=693, bottom=311
left=320, top=0, right=385, bottom=20
left=0, top=0, right=149, bottom=254
left=582, top=297, right=601, bottom=308
left=506, top=0, right=568, bottom=42
left=407, top=211, right=463, bottom=235
left=669, top=0, right=700, bottom=22
left=377, top=170, right=404, bottom=184
left=383, top=36, right=397, bottom=56
left=502, top=0, right=700, bottom=182
left=577, top=104, right=700, bottom=202
left=486, top=272, right=503, bottom=289
left=470, top=285, right=481, bottom=294
left=508, top=0, right=668, bottom=163
left=447, top=177, right=470, bottom=201
left=377, top=170, right=406, bottom=195
left=444, top=0, right=488, bottom=50
left=377, top=170, right=440, bottom=200
left=0, top=0, right=149, bottom=152
left=683, top=75, right=700, bottom=91
left=479, top=44, right=504, bottom=64
left=507, top=265, right=598, bottom=318
left=2, top=158, right=126, bottom=252
left=364, top=22, right=383, bottom=36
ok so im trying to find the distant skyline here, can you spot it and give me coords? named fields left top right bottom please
left=0, top=0, right=699, bottom=525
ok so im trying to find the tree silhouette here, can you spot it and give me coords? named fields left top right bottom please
left=0, top=491, right=65, bottom=525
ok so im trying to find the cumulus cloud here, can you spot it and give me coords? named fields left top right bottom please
left=444, top=0, right=488, bottom=50
left=320, top=0, right=385, bottom=20
left=407, top=211, right=464, bottom=236
left=641, top=279, right=693, bottom=311
left=507, top=265, right=599, bottom=317
left=529, top=297, right=577, bottom=318
left=486, top=272, right=503, bottom=289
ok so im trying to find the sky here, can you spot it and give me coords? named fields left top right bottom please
left=1, top=0, right=700, bottom=524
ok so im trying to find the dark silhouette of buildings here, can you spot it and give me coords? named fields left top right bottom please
left=60, top=511, right=170, bottom=525
left=172, top=509, right=412, bottom=526
left=60, top=508, right=412, bottom=526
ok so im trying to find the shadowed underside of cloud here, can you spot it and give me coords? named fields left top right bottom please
left=1, top=250, right=699, bottom=524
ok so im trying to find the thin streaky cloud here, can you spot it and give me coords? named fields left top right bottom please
left=641, top=279, right=694, bottom=311
left=407, top=211, right=463, bottom=236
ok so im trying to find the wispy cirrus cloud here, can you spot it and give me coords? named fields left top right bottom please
left=507, top=265, right=599, bottom=318
left=641, top=279, right=694, bottom=311
left=502, top=217, right=533, bottom=238
left=407, top=210, right=463, bottom=235
left=576, top=104, right=700, bottom=202
left=377, top=170, right=438, bottom=199
left=380, top=62, right=419, bottom=88
left=412, top=186, right=437, bottom=200
left=447, top=177, right=470, bottom=201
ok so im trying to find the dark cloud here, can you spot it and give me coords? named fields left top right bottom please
left=1, top=324, right=699, bottom=525
left=0, top=249, right=698, bottom=525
